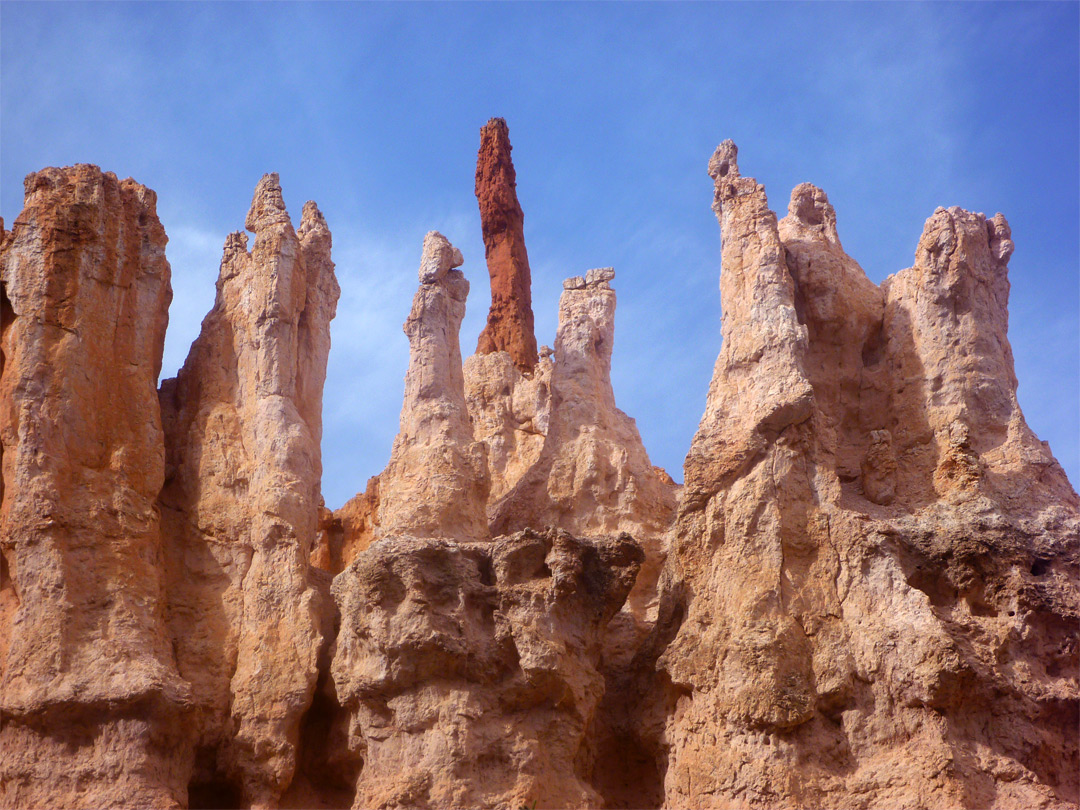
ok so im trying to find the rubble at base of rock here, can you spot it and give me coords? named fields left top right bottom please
left=0, top=129, right=1076, bottom=810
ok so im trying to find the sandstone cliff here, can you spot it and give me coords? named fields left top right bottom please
left=0, top=166, right=187, bottom=808
left=0, top=132, right=1076, bottom=810
left=657, top=141, right=1079, bottom=809
left=157, top=174, right=339, bottom=808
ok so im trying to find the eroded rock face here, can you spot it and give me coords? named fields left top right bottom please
left=657, top=142, right=1079, bottom=809
left=0, top=166, right=188, bottom=809
left=376, top=231, right=490, bottom=542
left=491, top=269, right=677, bottom=544
left=463, top=349, right=552, bottom=504
left=474, top=117, right=539, bottom=372
left=157, top=174, right=339, bottom=808
left=2, top=135, right=1077, bottom=810
left=330, top=529, right=643, bottom=810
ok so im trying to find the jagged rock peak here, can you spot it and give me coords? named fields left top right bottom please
left=783, top=182, right=840, bottom=244
left=658, top=140, right=1079, bottom=810
left=299, top=199, right=329, bottom=236
left=157, top=172, right=338, bottom=807
left=245, top=171, right=291, bottom=230
left=475, top=117, right=539, bottom=371
left=419, top=229, right=464, bottom=283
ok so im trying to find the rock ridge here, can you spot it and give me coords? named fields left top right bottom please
left=0, top=134, right=1076, bottom=810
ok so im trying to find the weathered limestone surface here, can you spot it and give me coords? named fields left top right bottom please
left=330, top=529, right=643, bottom=810
left=474, top=117, right=539, bottom=372
left=463, top=349, right=552, bottom=505
left=376, top=231, right=490, bottom=542
left=656, top=142, right=1079, bottom=810
left=1, top=136, right=1076, bottom=810
left=491, top=268, right=677, bottom=544
left=157, top=174, right=339, bottom=808
left=0, top=166, right=188, bottom=809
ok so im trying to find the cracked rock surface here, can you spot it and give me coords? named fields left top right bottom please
left=0, top=139, right=1075, bottom=810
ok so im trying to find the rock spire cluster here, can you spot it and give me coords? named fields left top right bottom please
left=0, top=125, right=1075, bottom=810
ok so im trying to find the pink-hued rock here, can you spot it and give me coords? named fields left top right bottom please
left=157, top=173, right=339, bottom=807
left=1, top=136, right=1076, bottom=810
left=330, top=529, right=643, bottom=810
left=0, top=165, right=189, bottom=809
left=490, top=268, right=676, bottom=544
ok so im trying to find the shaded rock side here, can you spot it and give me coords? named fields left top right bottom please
left=157, top=174, right=339, bottom=807
left=656, top=142, right=1079, bottom=809
left=376, top=231, right=490, bottom=542
left=0, top=166, right=189, bottom=809
left=474, top=117, right=539, bottom=372
left=463, top=347, right=552, bottom=505
left=329, top=529, right=644, bottom=810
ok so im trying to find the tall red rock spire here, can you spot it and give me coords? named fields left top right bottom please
left=474, top=117, right=539, bottom=371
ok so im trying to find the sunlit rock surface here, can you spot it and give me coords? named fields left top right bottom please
left=0, top=136, right=1075, bottom=810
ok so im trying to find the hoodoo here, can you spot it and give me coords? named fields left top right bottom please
left=0, top=133, right=1075, bottom=810
left=474, top=117, right=539, bottom=372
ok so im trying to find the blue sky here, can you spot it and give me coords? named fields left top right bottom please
left=3, top=2, right=1077, bottom=508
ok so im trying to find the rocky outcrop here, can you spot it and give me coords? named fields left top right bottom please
left=157, top=174, right=339, bottom=808
left=657, top=141, right=1079, bottom=809
left=330, top=529, right=643, bottom=810
left=463, top=349, right=552, bottom=504
left=1, top=133, right=1076, bottom=810
left=376, top=231, right=490, bottom=542
left=474, top=117, right=538, bottom=372
left=0, top=166, right=188, bottom=808
left=491, top=268, right=677, bottom=544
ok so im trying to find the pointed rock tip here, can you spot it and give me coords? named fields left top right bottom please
left=419, top=230, right=464, bottom=284
left=708, top=140, right=739, bottom=182
left=482, top=117, right=510, bottom=137
left=479, top=118, right=513, bottom=160
left=245, top=172, right=289, bottom=232
left=300, top=200, right=329, bottom=233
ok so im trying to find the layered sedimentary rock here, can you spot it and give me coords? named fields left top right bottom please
left=463, top=349, right=552, bottom=504
left=376, top=231, right=490, bottom=542
left=657, top=141, right=1079, bottom=809
left=330, top=529, right=643, bottom=810
left=464, top=118, right=551, bottom=507
left=157, top=174, right=339, bottom=807
left=491, top=268, right=676, bottom=544
left=2, top=132, right=1077, bottom=810
left=0, top=166, right=188, bottom=808
left=474, top=117, right=538, bottom=371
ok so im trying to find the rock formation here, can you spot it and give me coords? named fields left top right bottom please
left=474, top=117, right=538, bottom=372
left=491, top=268, right=676, bottom=544
left=331, top=529, right=643, bottom=809
left=463, top=350, right=552, bottom=505
left=157, top=173, right=339, bottom=808
left=0, top=133, right=1076, bottom=810
left=375, top=231, right=490, bottom=542
left=0, top=166, right=187, bottom=808
left=657, top=141, right=1079, bottom=809
left=464, top=118, right=551, bottom=508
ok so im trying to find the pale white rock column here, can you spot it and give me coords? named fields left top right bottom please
left=377, top=231, right=491, bottom=541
